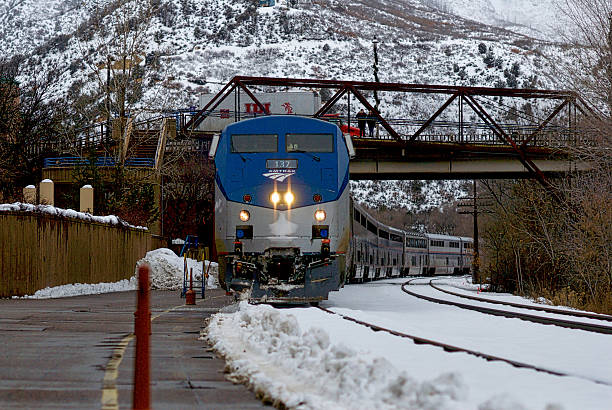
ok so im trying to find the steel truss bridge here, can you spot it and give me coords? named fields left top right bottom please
left=183, top=76, right=602, bottom=185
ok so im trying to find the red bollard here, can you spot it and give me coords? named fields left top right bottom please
left=133, top=264, right=151, bottom=410
left=186, top=267, right=196, bottom=305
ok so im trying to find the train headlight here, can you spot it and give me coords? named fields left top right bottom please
left=270, top=192, right=280, bottom=205
left=315, top=210, right=326, bottom=222
left=284, top=191, right=295, bottom=205
left=239, top=210, right=250, bottom=222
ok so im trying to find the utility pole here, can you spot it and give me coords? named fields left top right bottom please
left=372, top=37, right=381, bottom=110
left=106, top=55, right=111, bottom=142
left=607, top=14, right=612, bottom=114
left=457, top=180, right=492, bottom=284
left=472, top=179, right=479, bottom=283
left=372, top=37, right=381, bottom=138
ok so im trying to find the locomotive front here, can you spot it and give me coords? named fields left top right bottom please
left=211, top=116, right=353, bottom=303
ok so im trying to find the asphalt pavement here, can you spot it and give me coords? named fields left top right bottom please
left=0, top=289, right=266, bottom=409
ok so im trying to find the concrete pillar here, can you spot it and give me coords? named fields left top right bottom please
left=23, top=185, right=36, bottom=204
left=80, top=185, right=94, bottom=214
left=39, top=179, right=54, bottom=206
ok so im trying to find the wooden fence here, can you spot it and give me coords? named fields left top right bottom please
left=0, top=212, right=166, bottom=298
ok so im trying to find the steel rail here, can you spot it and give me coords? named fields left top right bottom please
left=429, top=279, right=612, bottom=323
left=402, top=279, right=612, bottom=334
left=315, top=304, right=612, bottom=386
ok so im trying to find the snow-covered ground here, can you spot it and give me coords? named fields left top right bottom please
left=205, top=277, right=612, bottom=409
left=15, top=248, right=218, bottom=299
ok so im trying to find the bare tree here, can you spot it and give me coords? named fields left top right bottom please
left=0, top=58, right=67, bottom=201
left=556, top=0, right=612, bottom=117
left=161, top=155, right=215, bottom=241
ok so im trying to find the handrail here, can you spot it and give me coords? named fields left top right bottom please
left=43, top=157, right=155, bottom=168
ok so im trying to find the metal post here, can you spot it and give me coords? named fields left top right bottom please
left=133, top=264, right=150, bottom=410
left=237, top=87, right=241, bottom=122
left=347, top=91, right=351, bottom=131
left=202, top=257, right=210, bottom=299
left=472, top=180, right=480, bottom=284
left=106, top=56, right=111, bottom=142
left=373, top=37, right=381, bottom=138
left=459, top=95, right=464, bottom=143
left=234, top=87, right=238, bottom=122
left=186, top=267, right=196, bottom=305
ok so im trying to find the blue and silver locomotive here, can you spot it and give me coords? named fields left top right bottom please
left=209, top=115, right=355, bottom=303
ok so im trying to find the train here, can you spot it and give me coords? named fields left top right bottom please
left=350, top=201, right=473, bottom=281
left=209, top=115, right=473, bottom=304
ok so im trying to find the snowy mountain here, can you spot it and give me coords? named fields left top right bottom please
left=424, top=0, right=562, bottom=39
left=1, top=0, right=564, bottom=106
left=0, top=0, right=572, bottom=213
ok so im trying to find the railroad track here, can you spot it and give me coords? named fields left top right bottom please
left=403, top=278, right=612, bottom=335
left=429, top=279, right=612, bottom=322
left=316, top=305, right=612, bottom=387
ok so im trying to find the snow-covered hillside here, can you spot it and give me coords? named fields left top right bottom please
left=0, top=0, right=573, bottom=212
left=1, top=0, right=563, bottom=107
left=424, top=0, right=563, bottom=39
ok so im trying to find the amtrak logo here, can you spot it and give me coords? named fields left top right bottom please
left=263, top=170, right=295, bottom=182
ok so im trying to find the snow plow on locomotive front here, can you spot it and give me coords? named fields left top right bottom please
left=210, top=115, right=355, bottom=304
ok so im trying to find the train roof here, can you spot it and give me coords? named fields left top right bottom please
left=425, top=232, right=462, bottom=241
left=405, top=231, right=426, bottom=238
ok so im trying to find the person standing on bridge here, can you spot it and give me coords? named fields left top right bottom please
left=367, top=110, right=376, bottom=137
left=356, top=109, right=367, bottom=137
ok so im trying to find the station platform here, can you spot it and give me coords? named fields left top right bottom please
left=0, top=289, right=266, bottom=409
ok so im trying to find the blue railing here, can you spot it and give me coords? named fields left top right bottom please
left=44, top=157, right=155, bottom=168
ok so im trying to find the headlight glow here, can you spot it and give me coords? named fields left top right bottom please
left=315, top=210, right=326, bottom=222
left=284, top=191, right=295, bottom=205
left=270, top=192, right=280, bottom=205
left=239, top=210, right=250, bottom=222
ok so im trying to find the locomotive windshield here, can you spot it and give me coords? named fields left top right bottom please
left=231, top=134, right=278, bottom=153
left=286, top=133, right=334, bottom=153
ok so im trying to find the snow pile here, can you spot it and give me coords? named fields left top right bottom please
left=13, top=248, right=219, bottom=299
left=205, top=302, right=469, bottom=410
left=136, top=248, right=218, bottom=290
left=15, top=278, right=137, bottom=299
left=0, top=202, right=147, bottom=230
left=430, top=276, right=490, bottom=292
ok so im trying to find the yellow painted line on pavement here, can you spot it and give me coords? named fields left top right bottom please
left=101, top=333, right=134, bottom=410
left=100, top=303, right=189, bottom=409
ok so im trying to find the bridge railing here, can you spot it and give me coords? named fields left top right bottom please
left=43, top=157, right=155, bottom=168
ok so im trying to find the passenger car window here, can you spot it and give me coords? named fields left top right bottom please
left=231, top=134, right=277, bottom=153
left=286, top=133, right=334, bottom=153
